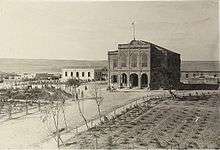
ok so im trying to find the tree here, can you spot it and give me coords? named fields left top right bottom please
left=8, top=102, right=12, bottom=119
left=24, top=92, right=32, bottom=115
left=0, top=97, right=5, bottom=114
left=65, top=78, right=89, bottom=129
left=5, top=90, right=13, bottom=119
left=41, top=91, right=66, bottom=148
left=90, top=83, right=104, bottom=123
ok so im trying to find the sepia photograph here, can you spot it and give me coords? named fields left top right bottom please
left=0, top=0, right=219, bottom=149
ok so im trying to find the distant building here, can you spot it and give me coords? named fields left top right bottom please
left=108, top=39, right=181, bottom=90
left=181, top=61, right=220, bottom=84
left=61, top=66, right=107, bottom=82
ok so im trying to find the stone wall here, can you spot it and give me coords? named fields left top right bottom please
left=150, top=44, right=181, bottom=90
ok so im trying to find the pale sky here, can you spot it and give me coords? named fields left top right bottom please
left=0, top=0, right=219, bottom=61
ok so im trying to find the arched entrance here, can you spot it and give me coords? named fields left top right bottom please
left=141, top=73, right=148, bottom=88
left=130, top=73, right=138, bottom=87
left=121, top=73, right=127, bottom=86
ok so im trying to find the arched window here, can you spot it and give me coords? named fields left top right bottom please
left=65, top=72, right=68, bottom=77
left=131, top=53, right=138, bottom=67
left=76, top=72, right=79, bottom=78
left=71, top=72, right=73, bottom=77
left=88, top=72, right=90, bottom=77
left=121, top=53, right=127, bottom=67
left=141, top=53, right=148, bottom=67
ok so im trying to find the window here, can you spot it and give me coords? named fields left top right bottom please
left=76, top=72, right=79, bottom=78
left=141, top=53, right=148, bottom=67
left=65, top=72, right=67, bottom=77
left=82, top=72, right=85, bottom=77
left=71, top=72, right=73, bottom=77
left=186, top=74, right=188, bottom=78
left=88, top=72, right=90, bottom=77
left=111, top=75, right=117, bottom=83
left=121, top=53, right=127, bottom=67
left=214, top=74, right=217, bottom=78
left=193, top=73, right=196, bottom=78
left=131, top=53, right=138, bottom=67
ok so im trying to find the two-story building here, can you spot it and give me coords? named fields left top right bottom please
left=108, top=39, right=181, bottom=90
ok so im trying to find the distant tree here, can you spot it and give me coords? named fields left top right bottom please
left=5, top=90, right=13, bottom=119
left=24, top=91, right=32, bottom=115
left=0, top=96, right=5, bottom=114
left=65, top=78, right=80, bottom=100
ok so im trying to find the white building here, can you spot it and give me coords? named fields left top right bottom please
left=61, top=68, right=95, bottom=82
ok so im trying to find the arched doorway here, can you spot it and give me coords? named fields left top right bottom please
left=130, top=73, right=138, bottom=87
left=141, top=73, right=148, bottom=88
left=121, top=73, right=127, bottom=86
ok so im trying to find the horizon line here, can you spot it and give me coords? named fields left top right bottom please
left=0, top=57, right=219, bottom=62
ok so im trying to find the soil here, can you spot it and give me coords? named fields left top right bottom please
left=64, top=93, right=220, bottom=149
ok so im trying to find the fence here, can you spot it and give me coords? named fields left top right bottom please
left=68, top=91, right=172, bottom=135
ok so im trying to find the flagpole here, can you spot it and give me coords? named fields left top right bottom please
left=132, top=21, right=135, bottom=40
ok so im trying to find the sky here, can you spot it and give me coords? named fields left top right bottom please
left=0, top=0, right=219, bottom=61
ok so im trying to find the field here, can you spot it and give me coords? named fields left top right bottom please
left=0, top=83, right=147, bottom=149
left=64, top=92, right=220, bottom=149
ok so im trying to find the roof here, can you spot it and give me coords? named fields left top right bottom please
left=118, top=39, right=180, bottom=55
left=129, top=39, right=149, bottom=45
left=181, top=61, right=220, bottom=72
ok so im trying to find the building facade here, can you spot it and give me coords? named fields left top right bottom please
left=108, top=40, right=181, bottom=90
left=61, top=67, right=107, bottom=82
left=180, top=61, right=220, bottom=85
left=61, top=68, right=94, bottom=82
left=181, top=71, right=220, bottom=84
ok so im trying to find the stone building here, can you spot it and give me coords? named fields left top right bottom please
left=181, top=61, right=220, bottom=84
left=108, top=40, right=181, bottom=90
